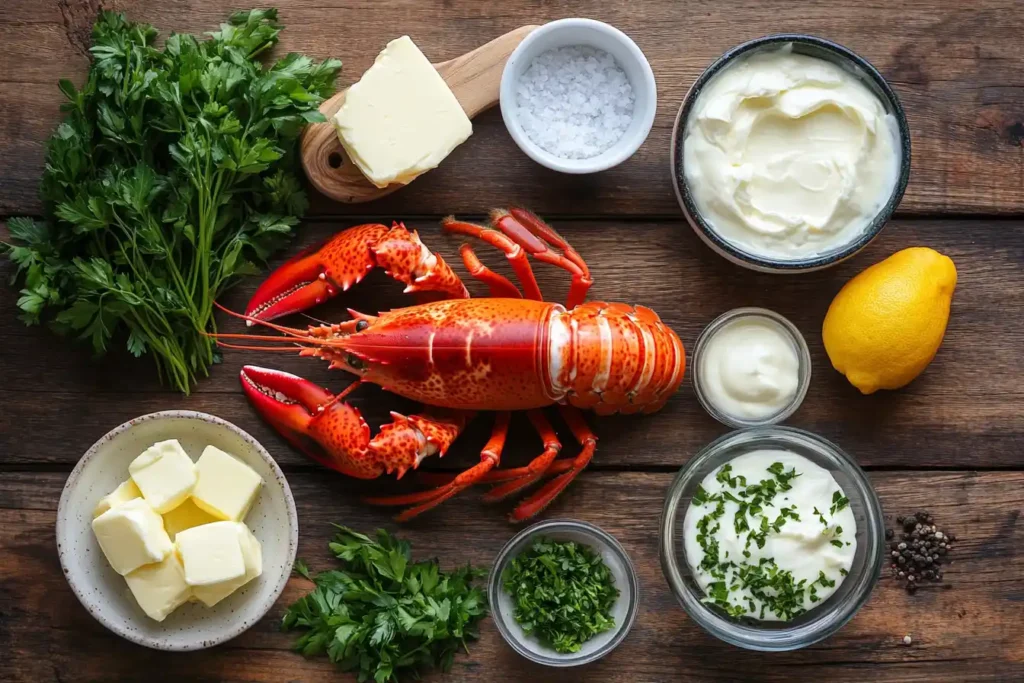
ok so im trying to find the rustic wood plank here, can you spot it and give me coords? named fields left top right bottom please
left=1, top=470, right=1021, bottom=682
left=1, top=218, right=1021, bottom=469
left=2, top=1, right=1024, bottom=216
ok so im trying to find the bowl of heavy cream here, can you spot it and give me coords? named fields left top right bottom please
left=671, top=35, right=911, bottom=272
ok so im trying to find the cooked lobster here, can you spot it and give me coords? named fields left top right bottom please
left=217, top=209, right=685, bottom=522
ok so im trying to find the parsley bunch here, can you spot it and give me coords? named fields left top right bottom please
left=1, top=9, right=341, bottom=393
left=283, top=526, right=488, bottom=683
left=502, top=537, right=619, bottom=654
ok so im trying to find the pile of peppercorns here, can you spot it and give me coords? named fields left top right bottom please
left=886, top=511, right=954, bottom=594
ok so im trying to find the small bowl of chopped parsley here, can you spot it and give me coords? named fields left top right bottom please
left=489, top=519, right=639, bottom=667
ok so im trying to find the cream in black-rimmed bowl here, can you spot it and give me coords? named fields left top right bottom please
left=671, top=34, right=911, bottom=273
left=488, top=519, right=639, bottom=667
left=56, top=411, right=297, bottom=651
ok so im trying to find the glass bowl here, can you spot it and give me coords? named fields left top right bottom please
left=659, top=427, right=884, bottom=651
left=691, top=307, right=812, bottom=428
left=488, top=519, right=639, bottom=666
left=670, top=34, right=911, bottom=273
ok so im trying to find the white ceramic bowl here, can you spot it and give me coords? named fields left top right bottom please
left=499, top=18, right=657, bottom=174
left=56, top=410, right=298, bottom=651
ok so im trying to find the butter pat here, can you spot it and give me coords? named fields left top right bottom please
left=92, top=498, right=173, bottom=575
left=191, top=445, right=263, bottom=521
left=129, top=440, right=197, bottom=514
left=192, top=524, right=263, bottom=607
left=161, top=498, right=219, bottom=539
left=333, top=35, right=472, bottom=188
left=176, top=521, right=247, bottom=587
left=125, top=553, right=191, bottom=622
left=93, top=479, right=141, bottom=518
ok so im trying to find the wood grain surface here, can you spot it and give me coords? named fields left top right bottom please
left=3, top=1, right=1024, bottom=216
left=1, top=1, right=1023, bottom=682
left=2, top=471, right=1022, bottom=683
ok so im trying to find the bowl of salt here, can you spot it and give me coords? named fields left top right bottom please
left=499, top=18, right=657, bottom=174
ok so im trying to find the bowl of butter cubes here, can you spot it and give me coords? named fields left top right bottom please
left=56, top=410, right=298, bottom=650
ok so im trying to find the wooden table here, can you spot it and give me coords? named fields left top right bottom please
left=2, top=1, right=1023, bottom=681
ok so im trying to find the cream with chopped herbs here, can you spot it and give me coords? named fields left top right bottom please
left=682, top=450, right=856, bottom=621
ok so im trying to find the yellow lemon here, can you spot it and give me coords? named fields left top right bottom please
left=822, top=247, right=957, bottom=394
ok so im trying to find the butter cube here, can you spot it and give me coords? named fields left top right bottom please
left=129, top=440, right=197, bottom=514
left=192, top=523, right=263, bottom=607
left=176, top=521, right=246, bottom=587
left=333, top=35, right=472, bottom=188
left=191, top=445, right=263, bottom=521
left=92, top=479, right=141, bottom=518
left=125, top=553, right=191, bottom=622
left=161, top=498, right=219, bottom=539
left=91, top=498, right=173, bottom=575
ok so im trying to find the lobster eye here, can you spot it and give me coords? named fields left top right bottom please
left=347, top=353, right=365, bottom=370
left=356, top=319, right=369, bottom=331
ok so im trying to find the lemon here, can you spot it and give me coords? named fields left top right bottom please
left=822, top=247, right=957, bottom=394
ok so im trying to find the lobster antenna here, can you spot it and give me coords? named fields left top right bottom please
left=212, top=301, right=310, bottom=338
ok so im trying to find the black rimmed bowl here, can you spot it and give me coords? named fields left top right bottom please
left=670, top=34, right=912, bottom=273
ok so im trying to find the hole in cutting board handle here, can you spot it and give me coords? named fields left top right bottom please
left=328, top=152, right=343, bottom=169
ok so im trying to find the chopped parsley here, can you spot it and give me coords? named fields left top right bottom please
left=690, top=460, right=853, bottom=621
left=503, top=537, right=619, bottom=654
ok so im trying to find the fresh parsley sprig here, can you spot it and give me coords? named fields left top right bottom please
left=283, top=526, right=488, bottom=683
left=1, top=9, right=341, bottom=393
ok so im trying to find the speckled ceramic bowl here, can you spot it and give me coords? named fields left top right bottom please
left=56, top=411, right=298, bottom=651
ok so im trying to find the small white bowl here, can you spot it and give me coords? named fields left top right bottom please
left=499, top=18, right=657, bottom=174
left=56, top=410, right=298, bottom=651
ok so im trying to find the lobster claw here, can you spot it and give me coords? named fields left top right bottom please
left=244, top=222, right=469, bottom=323
left=239, top=366, right=383, bottom=479
left=244, top=224, right=390, bottom=322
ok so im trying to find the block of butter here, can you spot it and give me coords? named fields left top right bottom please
left=93, top=479, right=141, bottom=518
left=92, top=498, right=173, bottom=575
left=176, top=521, right=247, bottom=587
left=192, top=523, right=263, bottom=607
left=333, top=35, right=472, bottom=188
left=129, top=439, right=197, bottom=514
left=161, top=498, right=218, bottom=539
left=125, top=552, right=191, bottom=622
left=191, top=445, right=263, bottom=522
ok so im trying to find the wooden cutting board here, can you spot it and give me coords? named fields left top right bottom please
left=300, top=25, right=538, bottom=204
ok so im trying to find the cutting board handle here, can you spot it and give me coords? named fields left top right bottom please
left=301, top=25, right=539, bottom=204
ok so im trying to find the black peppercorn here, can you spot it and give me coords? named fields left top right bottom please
left=886, top=512, right=953, bottom=595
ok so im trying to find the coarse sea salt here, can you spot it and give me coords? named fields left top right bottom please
left=515, top=45, right=635, bottom=160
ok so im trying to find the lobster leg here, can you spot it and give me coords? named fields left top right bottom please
left=508, top=406, right=598, bottom=522
left=459, top=244, right=522, bottom=298
left=481, top=410, right=562, bottom=503
left=499, top=208, right=594, bottom=309
left=365, top=411, right=511, bottom=521
left=442, top=217, right=544, bottom=300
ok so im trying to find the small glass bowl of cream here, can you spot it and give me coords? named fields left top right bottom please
left=691, top=308, right=811, bottom=428
left=659, top=427, right=885, bottom=651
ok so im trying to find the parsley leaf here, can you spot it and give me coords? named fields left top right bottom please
left=1, top=9, right=341, bottom=393
left=283, top=526, right=488, bottom=683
